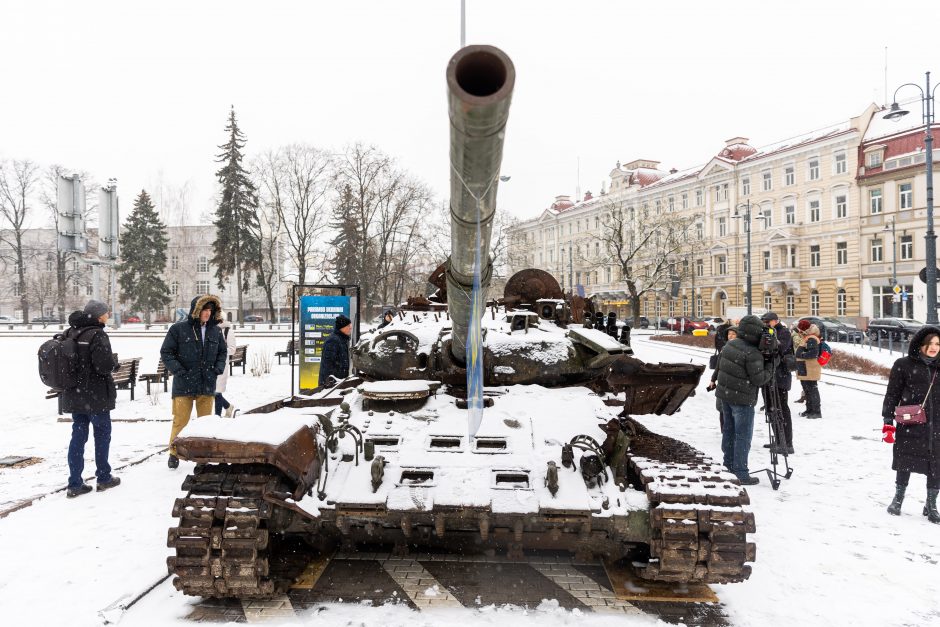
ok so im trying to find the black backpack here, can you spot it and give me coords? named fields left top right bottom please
left=38, top=327, right=96, bottom=391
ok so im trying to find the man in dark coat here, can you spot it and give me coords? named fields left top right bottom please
left=377, top=309, right=395, bottom=330
left=716, top=315, right=774, bottom=485
left=761, top=311, right=794, bottom=454
left=318, top=314, right=352, bottom=387
left=160, top=294, right=227, bottom=469
left=64, top=300, right=121, bottom=498
left=714, top=320, right=733, bottom=353
left=882, top=325, right=940, bottom=522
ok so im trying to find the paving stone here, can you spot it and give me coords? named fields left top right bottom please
left=289, top=559, right=417, bottom=610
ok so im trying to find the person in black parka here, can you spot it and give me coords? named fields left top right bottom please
left=63, top=300, right=121, bottom=498
left=882, top=325, right=940, bottom=523
left=377, top=309, right=395, bottom=330
left=761, top=311, right=794, bottom=453
left=318, top=314, right=352, bottom=388
left=160, top=294, right=227, bottom=468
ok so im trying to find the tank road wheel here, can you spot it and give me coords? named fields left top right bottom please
left=623, top=421, right=757, bottom=585
left=166, top=464, right=290, bottom=598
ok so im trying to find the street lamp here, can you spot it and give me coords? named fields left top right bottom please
left=884, top=218, right=900, bottom=317
left=733, top=200, right=768, bottom=316
left=884, top=71, right=938, bottom=324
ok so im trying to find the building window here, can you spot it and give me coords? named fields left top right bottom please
left=594, top=217, right=599, bottom=229
left=594, top=242, right=600, bottom=256
left=655, top=200, right=662, bottom=214
left=809, top=200, right=820, bottom=222
left=668, top=300, right=675, bottom=316
left=762, top=171, right=772, bottom=191
left=901, top=235, right=913, bottom=260
left=836, top=242, right=848, bottom=265
left=790, top=246, right=797, bottom=267
left=605, top=267, right=611, bottom=283
left=717, top=256, right=727, bottom=275
left=682, top=193, right=688, bottom=209
left=871, top=238, right=883, bottom=263
left=196, top=280, right=210, bottom=293
left=668, top=196, right=675, bottom=212
left=46, top=259, right=54, bottom=272
left=810, top=245, right=820, bottom=267
left=12, top=283, right=21, bottom=297
left=696, top=189, right=703, bottom=206
left=696, top=295, right=703, bottom=318
left=72, top=283, right=79, bottom=296
left=171, top=281, right=179, bottom=296
left=808, top=158, right=820, bottom=181
left=900, top=182, right=913, bottom=209
left=86, top=285, right=93, bottom=296
left=197, top=256, right=209, bottom=273
left=785, top=166, right=795, bottom=186
left=696, top=222, right=704, bottom=240
left=835, top=195, right=847, bottom=219
left=696, top=258, right=704, bottom=277
left=837, top=289, right=847, bottom=316
left=811, top=290, right=820, bottom=316
left=762, top=206, right=772, bottom=227
left=870, top=188, right=883, bottom=214
left=742, top=177, right=751, bottom=196
left=743, top=253, right=749, bottom=274
left=785, top=204, right=795, bottom=225
left=868, top=152, right=883, bottom=168
left=786, top=291, right=795, bottom=317
left=764, top=291, right=772, bottom=311
left=835, top=152, right=847, bottom=174
left=717, top=217, right=727, bottom=237
left=763, top=250, right=770, bottom=270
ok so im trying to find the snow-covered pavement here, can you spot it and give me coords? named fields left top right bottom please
left=0, top=331, right=938, bottom=626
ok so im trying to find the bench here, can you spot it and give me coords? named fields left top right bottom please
left=46, top=357, right=142, bottom=415
left=275, top=339, right=297, bottom=365
left=229, top=345, right=248, bottom=376
left=140, top=359, right=170, bottom=395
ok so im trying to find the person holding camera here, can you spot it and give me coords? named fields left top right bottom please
left=761, top=311, right=795, bottom=454
left=715, top=315, right=774, bottom=485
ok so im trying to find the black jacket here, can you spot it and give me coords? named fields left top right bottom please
left=769, top=323, right=793, bottom=391
left=716, top=315, right=773, bottom=406
left=318, top=330, right=350, bottom=387
left=714, top=322, right=732, bottom=353
left=60, top=311, right=119, bottom=414
left=882, top=325, right=940, bottom=476
left=160, top=295, right=227, bottom=398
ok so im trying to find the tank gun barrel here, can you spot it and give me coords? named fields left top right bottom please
left=445, top=45, right=515, bottom=364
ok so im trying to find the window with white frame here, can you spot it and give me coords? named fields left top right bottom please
left=717, top=256, right=727, bottom=275
left=197, top=256, right=209, bottom=273
left=762, top=170, right=772, bottom=191
left=682, top=193, right=688, bottom=209
left=785, top=165, right=795, bottom=186
left=868, top=152, right=883, bottom=168
left=870, top=188, right=883, bottom=214
left=810, top=245, right=820, bottom=267
left=594, top=217, right=599, bottom=229
left=871, top=239, right=883, bottom=262
left=72, top=283, right=79, bottom=296
left=836, top=195, right=847, bottom=219
left=696, top=222, right=704, bottom=240
left=837, top=289, right=846, bottom=316
left=809, top=200, right=820, bottom=222
left=763, top=250, right=770, bottom=270
left=171, top=281, right=179, bottom=296
left=605, top=267, right=611, bottom=283
left=742, top=177, right=750, bottom=196
left=785, top=204, right=795, bottom=224
left=594, top=242, right=599, bottom=256
left=901, top=235, right=913, bottom=260
left=761, top=206, right=772, bottom=227
left=900, top=182, right=913, bottom=209
left=86, top=285, right=93, bottom=296
left=13, top=283, right=21, bottom=297
left=835, top=152, right=847, bottom=174
left=810, top=290, right=820, bottom=315
left=836, top=241, right=848, bottom=265
left=790, top=246, right=797, bottom=267
left=45, top=258, right=54, bottom=272
left=655, top=200, right=662, bottom=213
left=808, top=158, right=820, bottom=180
left=196, top=280, right=210, bottom=294
left=696, top=188, right=703, bottom=206
left=764, top=292, right=772, bottom=311
left=717, top=217, right=727, bottom=237
left=786, top=291, right=795, bottom=316
left=696, top=258, right=704, bottom=277
left=668, top=300, right=675, bottom=316
left=696, top=295, right=703, bottom=318
left=668, top=196, right=675, bottom=212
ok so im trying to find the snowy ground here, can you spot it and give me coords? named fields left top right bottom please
left=0, top=330, right=938, bottom=626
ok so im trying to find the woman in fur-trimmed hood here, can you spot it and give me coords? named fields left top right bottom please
left=159, top=294, right=228, bottom=398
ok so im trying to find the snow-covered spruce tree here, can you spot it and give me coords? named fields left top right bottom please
left=328, top=183, right=366, bottom=292
left=211, top=106, right=261, bottom=321
left=116, top=189, right=170, bottom=324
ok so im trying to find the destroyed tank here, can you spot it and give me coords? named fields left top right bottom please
left=167, top=45, right=756, bottom=599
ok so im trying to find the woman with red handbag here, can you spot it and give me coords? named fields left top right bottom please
left=882, top=326, right=940, bottom=522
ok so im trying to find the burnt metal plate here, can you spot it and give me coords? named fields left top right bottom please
left=0, top=456, right=34, bottom=467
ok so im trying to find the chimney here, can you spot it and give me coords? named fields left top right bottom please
left=584, top=191, right=593, bottom=201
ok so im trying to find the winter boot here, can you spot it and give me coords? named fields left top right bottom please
left=887, top=484, right=906, bottom=516
left=168, top=454, right=179, bottom=469
left=925, top=489, right=940, bottom=524
left=795, top=394, right=806, bottom=404
left=97, top=476, right=121, bottom=492
left=66, top=484, right=93, bottom=499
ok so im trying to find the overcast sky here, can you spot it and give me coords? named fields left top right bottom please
left=1, top=0, right=938, bottom=225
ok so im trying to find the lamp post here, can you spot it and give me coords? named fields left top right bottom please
left=884, top=218, right=900, bottom=317
left=733, top=200, right=768, bottom=316
left=884, top=71, right=938, bottom=324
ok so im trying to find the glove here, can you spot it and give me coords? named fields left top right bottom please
left=882, top=424, right=896, bottom=444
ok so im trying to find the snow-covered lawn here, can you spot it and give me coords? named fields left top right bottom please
left=0, top=331, right=937, bottom=626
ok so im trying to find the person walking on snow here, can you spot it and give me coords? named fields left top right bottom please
left=160, top=294, right=227, bottom=469
left=882, top=326, right=940, bottom=523
left=63, top=300, right=122, bottom=498
left=214, top=318, right=237, bottom=417
left=318, top=314, right=352, bottom=388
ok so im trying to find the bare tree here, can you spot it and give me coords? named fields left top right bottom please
left=0, top=159, right=40, bottom=321
left=253, top=193, right=285, bottom=322
left=588, top=201, right=703, bottom=326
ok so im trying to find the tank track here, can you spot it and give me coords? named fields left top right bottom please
left=624, top=420, right=756, bottom=584
left=167, top=464, right=287, bottom=598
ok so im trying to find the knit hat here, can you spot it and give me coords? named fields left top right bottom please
left=84, top=300, right=108, bottom=319
left=761, top=311, right=779, bottom=321
left=335, top=314, right=352, bottom=331
left=796, top=319, right=811, bottom=332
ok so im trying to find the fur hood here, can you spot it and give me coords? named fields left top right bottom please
left=188, top=294, right=223, bottom=323
left=907, top=325, right=940, bottom=359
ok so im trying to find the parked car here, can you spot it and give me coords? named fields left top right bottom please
left=31, top=315, right=61, bottom=324
left=866, top=317, right=924, bottom=341
left=124, top=315, right=142, bottom=323
left=796, top=316, right=864, bottom=342
left=702, top=316, right=725, bottom=331
left=0, top=315, right=21, bottom=323
left=666, top=317, right=710, bottom=334
left=620, top=316, right=649, bottom=329
left=244, top=314, right=264, bottom=322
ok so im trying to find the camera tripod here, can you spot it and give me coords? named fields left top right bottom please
left=755, top=360, right=793, bottom=490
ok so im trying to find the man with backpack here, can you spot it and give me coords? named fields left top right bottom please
left=60, top=300, right=121, bottom=498
left=795, top=319, right=825, bottom=419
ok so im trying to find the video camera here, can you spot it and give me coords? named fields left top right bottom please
left=758, top=325, right=779, bottom=358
